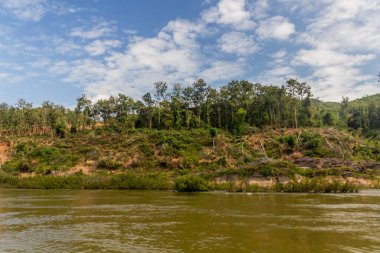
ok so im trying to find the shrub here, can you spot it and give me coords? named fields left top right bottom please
left=174, top=174, right=210, bottom=192
left=32, top=147, right=60, bottom=161
left=98, top=159, right=122, bottom=170
left=55, top=123, right=66, bottom=138
left=15, top=142, right=36, bottom=155
left=1, top=160, right=32, bottom=174
left=259, top=164, right=280, bottom=177
left=286, top=135, right=296, bottom=148
left=139, top=144, right=153, bottom=156
left=301, top=132, right=322, bottom=149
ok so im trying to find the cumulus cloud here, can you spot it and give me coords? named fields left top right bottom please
left=85, top=40, right=122, bottom=56
left=60, top=20, right=205, bottom=99
left=0, top=0, right=47, bottom=22
left=271, top=50, right=287, bottom=59
left=290, top=0, right=380, bottom=101
left=256, top=16, right=295, bottom=40
left=59, top=17, right=249, bottom=100
left=0, top=0, right=83, bottom=22
left=70, top=21, right=116, bottom=39
left=202, top=0, right=255, bottom=30
left=217, top=31, right=258, bottom=55
left=294, top=49, right=375, bottom=68
left=1, top=0, right=380, bottom=103
left=201, top=60, right=245, bottom=82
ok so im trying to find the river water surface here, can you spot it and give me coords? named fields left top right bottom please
left=0, top=189, right=379, bottom=253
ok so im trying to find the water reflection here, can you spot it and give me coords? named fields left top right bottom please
left=0, top=189, right=379, bottom=253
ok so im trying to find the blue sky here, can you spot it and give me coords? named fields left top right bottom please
left=0, top=0, right=380, bottom=106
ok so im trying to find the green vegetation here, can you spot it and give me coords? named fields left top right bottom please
left=174, top=175, right=210, bottom=192
left=0, top=173, right=172, bottom=190
left=0, top=78, right=380, bottom=192
left=214, top=178, right=361, bottom=193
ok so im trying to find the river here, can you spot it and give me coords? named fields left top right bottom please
left=0, top=189, right=379, bottom=253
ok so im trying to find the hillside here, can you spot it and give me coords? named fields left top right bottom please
left=349, top=93, right=380, bottom=108
left=312, top=93, right=380, bottom=112
left=0, top=128, right=379, bottom=192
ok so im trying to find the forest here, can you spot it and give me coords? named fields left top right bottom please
left=1, top=78, right=380, bottom=138
left=0, top=78, right=380, bottom=192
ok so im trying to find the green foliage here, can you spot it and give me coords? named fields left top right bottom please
left=301, top=132, right=321, bottom=149
left=277, top=134, right=296, bottom=148
left=322, top=112, right=334, bottom=126
left=139, top=144, right=154, bottom=156
left=0, top=173, right=171, bottom=190
left=209, top=127, right=218, bottom=138
left=213, top=177, right=361, bottom=193
left=98, top=159, right=123, bottom=170
left=174, top=174, right=210, bottom=192
left=278, top=178, right=360, bottom=193
left=286, top=135, right=296, bottom=148
left=32, top=146, right=60, bottom=161
left=2, top=160, right=32, bottom=174
left=55, top=123, right=66, bottom=138
left=259, top=164, right=280, bottom=177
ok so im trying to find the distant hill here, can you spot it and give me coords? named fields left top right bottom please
left=312, top=93, right=380, bottom=115
left=349, top=93, right=380, bottom=108
left=312, top=99, right=340, bottom=112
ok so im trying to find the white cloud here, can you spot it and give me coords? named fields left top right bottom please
left=58, top=17, right=249, bottom=100
left=2, top=0, right=380, bottom=103
left=200, top=60, right=245, bottom=82
left=0, top=0, right=83, bottom=22
left=0, top=71, right=23, bottom=83
left=307, top=0, right=380, bottom=31
left=294, top=49, right=375, bottom=68
left=256, top=16, right=295, bottom=40
left=85, top=40, right=121, bottom=56
left=55, top=41, right=82, bottom=55
left=0, top=61, right=24, bottom=71
left=0, top=72, right=10, bottom=78
left=60, top=19, right=206, bottom=99
left=271, top=50, right=287, bottom=58
left=217, top=31, right=258, bottom=55
left=250, top=0, right=270, bottom=20
left=258, top=65, right=296, bottom=86
left=307, top=66, right=374, bottom=101
left=0, top=0, right=47, bottom=22
left=48, top=61, right=71, bottom=76
left=288, top=0, right=380, bottom=101
left=202, top=0, right=255, bottom=30
left=70, top=21, right=116, bottom=39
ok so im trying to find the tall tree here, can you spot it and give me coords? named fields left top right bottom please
left=154, top=82, right=168, bottom=129
left=285, top=79, right=311, bottom=129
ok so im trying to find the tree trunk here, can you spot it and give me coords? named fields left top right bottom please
left=217, top=106, right=221, bottom=128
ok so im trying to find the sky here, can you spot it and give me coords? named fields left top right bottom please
left=0, top=0, right=380, bottom=106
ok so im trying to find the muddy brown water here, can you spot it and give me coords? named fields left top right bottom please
left=0, top=189, right=379, bottom=253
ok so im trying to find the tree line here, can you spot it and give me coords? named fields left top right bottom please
left=0, top=78, right=379, bottom=137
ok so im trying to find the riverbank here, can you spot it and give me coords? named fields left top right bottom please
left=0, top=172, right=378, bottom=193
left=1, top=128, right=380, bottom=192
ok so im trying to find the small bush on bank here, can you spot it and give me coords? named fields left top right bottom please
left=98, top=159, right=122, bottom=170
left=301, top=132, right=322, bottom=149
left=174, top=174, right=210, bottom=192
left=277, top=135, right=296, bottom=148
left=1, top=160, right=32, bottom=174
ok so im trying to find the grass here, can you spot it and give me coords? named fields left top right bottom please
left=213, top=178, right=362, bottom=193
left=1, top=128, right=379, bottom=192
left=0, top=172, right=375, bottom=193
left=0, top=173, right=172, bottom=190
